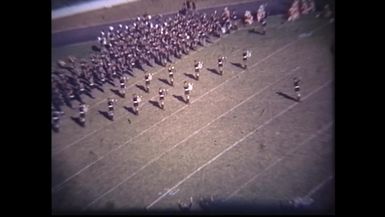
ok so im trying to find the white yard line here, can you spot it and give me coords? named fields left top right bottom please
left=305, top=175, right=333, bottom=198
left=225, top=123, right=333, bottom=201
left=83, top=66, right=301, bottom=210
left=145, top=80, right=332, bottom=209
left=52, top=0, right=140, bottom=19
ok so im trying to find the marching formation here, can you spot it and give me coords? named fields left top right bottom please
left=52, top=1, right=333, bottom=132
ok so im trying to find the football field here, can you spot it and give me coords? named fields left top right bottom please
left=52, top=14, right=334, bottom=214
